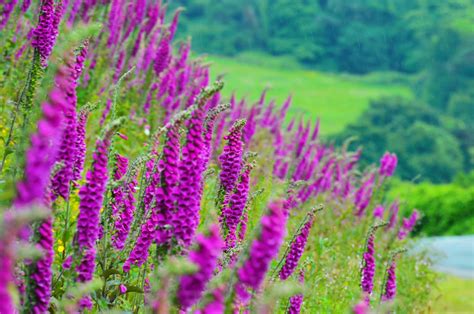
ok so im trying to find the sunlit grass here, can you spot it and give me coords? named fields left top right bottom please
left=433, top=275, right=474, bottom=313
left=207, top=54, right=413, bottom=135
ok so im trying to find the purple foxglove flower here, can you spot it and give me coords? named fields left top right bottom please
left=279, top=95, right=292, bottom=122
left=107, top=0, right=124, bottom=48
left=113, top=50, right=125, bottom=83
left=174, top=107, right=206, bottom=247
left=168, top=8, right=183, bottom=40
left=218, top=119, right=246, bottom=196
left=177, top=225, right=223, bottom=310
left=67, top=0, right=81, bottom=26
left=379, top=152, right=398, bottom=177
left=238, top=207, right=249, bottom=243
left=119, top=284, right=127, bottom=294
left=344, top=149, right=361, bottom=174
left=0, top=0, right=18, bottom=29
left=381, top=262, right=397, bottom=301
left=222, top=163, right=253, bottom=250
left=388, top=200, right=399, bottom=229
left=75, top=134, right=113, bottom=283
left=125, top=122, right=180, bottom=269
left=62, top=255, right=72, bottom=269
left=154, top=34, right=170, bottom=77
left=361, top=234, right=375, bottom=301
left=203, top=103, right=230, bottom=169
left=22, top=0, right=30, bottom=12
left=32, top=0, right=62, bottom=66
left=279, top=214, right=315, bottom=280
left=310, top=118, right=320, bottom=142
left=355, top=174, right=375, bottom=217
left=243, top=107, right=256, bottom=144
left=73, top=109, right=89, bottom=182
left=286, top=118, right=295, bottom=132
left=195, top=287, right=225, bottom=314
left=352, top=300, right=369, bottom=314
left=235, top=201, right=287, bottom=304
left=0, top=239, right=15, bottom=313
left=100, top=99, right=112, bottom=126
left=111, top=155, right=138, bottom=250
left=373, top=205, right=384, bottom=219
left=51, top=48, right=88, bottom=200
left=288, top=270, right=305, bottom=314
left=14, top=66, right=69, bottom=208
left=29, top=218, right=54, bottom=313
left=397, top=209, right=420, bottom=240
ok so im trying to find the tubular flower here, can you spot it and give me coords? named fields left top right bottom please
left=203, top=103, right=230, bottom=169
left=75, top=134, right=112, bottom=283
left=352, top=300, right=369, bottom=314
left=279, top=215, right=314, bottom=280
left=107, top=0, right=124, bottom=48
left=174, top=85, right=223, bottom=247
left=111, top=155, right=138, bottom=250
left=14, top=66, right=69, bottom=208
left=382, top=262, right=397, bottom=301
left=32, top=0, right=61, bottom=66
left=288, top=271, right=305, bottom=314
left=235, top=201, right=287, bottom=304
left=73, top=109, right=89, bottom=182
left=361, top=234, right=376, bottom=301
left=51, top=49, right=87, bottom=200
left=355, top=174, right=375, bottom=217
left=0, top=0, right=18, bottom=29
left=379, top=152, right=398, bottom=177
left=222, top=163, right=253, bottom=250
left=124, top=122, right=181, bottom=269
left=177, top=225, right=223, bottom=310
left=218, top=119, right=246, bottom=196
left=388, top=200, right=399, bottom=229
left=29, top=218, right=54, bottom=313
left=0, top=228, right=15, bottom=313
left=398, top=209, right=420, bottom=240
left=195, top=287, right=225, bottom=314
left=373, top=205, right=384, bottom=219
left=154, top=34, right=170, bottom=77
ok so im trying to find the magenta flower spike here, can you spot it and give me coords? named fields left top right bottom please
left=379, top=152, right=398, bottom=178
left=154, top=34, right=171, bottom=77
left=0, top=0, right=18, bottom=29
left=177, top=225, right=223, bottom=310
left=288, top=270, right=305, bottom=314
left=388, top=200, right=400, bottom=229
left=218, top=119, right=246, bottom=196
left=382, top=261, right=397, bottom=301
left=361, top=233, right=376, bottom=303
left=279, top=214, right=315, bottom=280
left=0, top=239, right=15, bottom=313
left=235, top=200, right=287, bottom=304
left=51, top=46, right=88, bottom=200
left=75, top=130, right=115, bottom=285
left=222, top=163, right=253, bottom=250
left=398, top=209, right=420, bottom=240
left=355, top=174, right=375, bottom=217
left=373, top=205, right=384, bottom=219
left=32, top=0, right=63, bottom=66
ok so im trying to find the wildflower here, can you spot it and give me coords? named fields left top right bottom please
left=388, top=200, right=399, bottom=229
left=222, top=163, right=253, bottom=250
left=154, top=34, right=171, bottom=76
left=288, top=271, right=305, bottom=314
left=381, top=262, right=397, bottom=301
left=280, top=212, right=315, bottom=280
left=379, top=152, right=398, bottom=177
left=51, top=47, right=88, bottom=200
left=177, top=225, right=223, bottom=310
left=218, top=119, right=246, bottom=196
left=62, top=256, right=72, bottom=269
left=355, top=174, right=375, bottom=217
left=361, top=233, right=375, bottom=300
left=235, top=201, right=287, bottom=304
left=398, top=209, right=420, bottom=240
left=0, top=239, right=15, bottom=313
left=373, top=205, right=384, bottom=219
left=195, top=287, right=225, bottom=314
left=32, top=0, right=62, bottom=66
left=119, top=284, right=127, bottom=294
left=352, top=299, right=369, bottom=314
left=0, top=0, right=18, bottom=29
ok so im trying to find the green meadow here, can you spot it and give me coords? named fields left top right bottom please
left=207, top=54, right=413, bottom=134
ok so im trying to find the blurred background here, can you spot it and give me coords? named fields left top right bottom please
left=169, top=0, right=474, bottom=310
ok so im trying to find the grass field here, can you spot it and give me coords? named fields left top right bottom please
left=207, top=54, right=413, bottom=134
left=434, top=276, right=474, bottom=313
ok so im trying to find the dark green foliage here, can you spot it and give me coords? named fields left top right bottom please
left=389, top=176, right=474, bottom=236
left=333, top=97, right=467, bottom=183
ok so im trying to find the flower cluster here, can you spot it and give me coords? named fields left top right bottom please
left=279, top=214, right=315, bottom=280
left=398, top=209, right=420, bottom=240
left=379, top=152, right=398, bottom=177
left=235, top=201, right=287, bottom=304
left=177, top=225, right=223, bottom=310
left=218, top=119, right=246, bottom=195
left=32, top=0, right=63, bottom=66
left=382, top=261, right=397, bottom=301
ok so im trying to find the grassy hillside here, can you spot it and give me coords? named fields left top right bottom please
left=207, top=54, right=413, bottom=134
